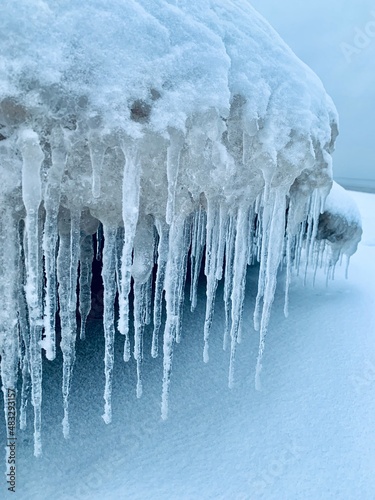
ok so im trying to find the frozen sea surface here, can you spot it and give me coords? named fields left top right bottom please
left=1, top=190, right=374, bottom=499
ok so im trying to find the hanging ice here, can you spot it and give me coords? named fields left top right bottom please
left=0, top=0, right=362, bottom=457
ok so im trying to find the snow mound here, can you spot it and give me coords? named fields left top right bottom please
left=0, top=0, right=359, bottom=458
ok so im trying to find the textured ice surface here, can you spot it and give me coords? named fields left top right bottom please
left=0, top=0, right=361, bottom=457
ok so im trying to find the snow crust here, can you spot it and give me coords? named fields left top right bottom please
left=0, top=0, right=361, bottom=458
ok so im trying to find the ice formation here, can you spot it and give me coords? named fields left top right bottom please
left=0, top=0, right=362, bottom=457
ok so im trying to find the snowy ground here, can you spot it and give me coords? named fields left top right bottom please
left=1, top=190, right=375, bottom=500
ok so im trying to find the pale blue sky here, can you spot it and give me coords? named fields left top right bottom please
left=251, top=0, right=375, bottom=191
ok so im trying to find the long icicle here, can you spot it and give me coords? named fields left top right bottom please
left=152, top=220, right=169, bottom=358
left=203, top=201, right=227, bottom=362
left=57, top=208, right=80, bottom=438
left=223, top=213, right=236, bottom=352
left=79, top=235, right=94, bottom=340
left=118, top=140, right=141, bottom=362
left=102, top=225, right=117, bottom=424
left=132, top=215, right=155, bottom=395
left=255, top=188, right=287, bottom=391
left=0, top=209, right=20, bottom=469
left=190, top=206, right=206, bottom=312
left=161, top=216, right=187, bottom=420
left=18, top=220, right=30, bottom=431
left=133, top=281, right=147, bottom=399
left=175, top=217, right=192, bottom=344
left=228, top=206, right=251, bottom=388
left=18, top=129, right=44, bottom=457
left=43, top=126, right=66, bottom=361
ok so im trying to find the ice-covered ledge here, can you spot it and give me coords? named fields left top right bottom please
left=0, top=0, right=361, bottom=457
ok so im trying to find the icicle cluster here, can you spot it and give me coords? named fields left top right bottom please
left=0, top=0, right=361, bottom=458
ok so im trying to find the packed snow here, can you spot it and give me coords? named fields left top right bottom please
left=0, top=0, right=362, bottom=475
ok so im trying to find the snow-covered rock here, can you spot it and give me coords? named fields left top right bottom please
left=0, top=0, right=361, bottom=458
left=318, top=182, right=362, bottom=274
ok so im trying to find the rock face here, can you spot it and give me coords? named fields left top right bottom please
left=0, top=0, right=360, bottom=458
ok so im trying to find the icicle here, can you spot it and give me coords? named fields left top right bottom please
left=115, top=226, right=124, bottom=294
left=190, top=208, right=200, bottom=307
left=319, top=240, right=326, bottom=269
left=313, top=240, right=325, bottom=286
left=132, top=216, right=155, bottom=398
left=283, top=233, right=292, bottom=318
left=190, top=206, right=206, bottom=312
left=255, top=195, right=263, bottom=265
left=102, top=225, right=117, bottom=424
left=302, top=199, right=314, bottom=283
left=216, top=205, right=227, bottom=281
left=43, top=126, right=67, bottom=361
left=19, top=338, right=30, bottom=432
left=0, top=209, right=20, bottom=471
left=135, top=269, right=157, bottom=397
left=203, top=199, right=219, bottom=358
left=161, top=216, right=188, bottom=420
left=133, top=282, right=147, bottom=399
left=118, top=139, right=141, bottom=363
left=152, top=220, right=169, bottom=358
left=223, top=213, right=235, bottom=352
left=254, top=191, right=273, bottom=332
left=57, top=208, right=80, bottom=438
left=303, top=191, right=320, bottom=285
left=255, top=189, right=287, bottom=391
left=69, top=211, right=81, bottom=310
left=166, top=128, right=185, bottom=225
left=18, top=129, right=44, bottom=456
left=203, top=201, right=226, bottom=362
left=18, top=221, right=30, bottom=430
left=294, top=222, right=305, bottom=276
left=175, top=217, right=192, bottom=344
left=345, top=254, right=350, bottom=279
left=79, top=235, right=94, bottom=340
left=283, top=186, right=304, bottom=319
left=144, top=271, right=153, bottom=326
left=228, top=206, right=251, bottom=388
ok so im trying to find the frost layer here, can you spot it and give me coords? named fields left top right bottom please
left=0, top=0, right=359, bottom=456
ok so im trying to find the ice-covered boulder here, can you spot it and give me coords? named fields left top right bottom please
left=0, top=0, right=361, bottom=457
left=318, top=182, right=362, bottom=266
